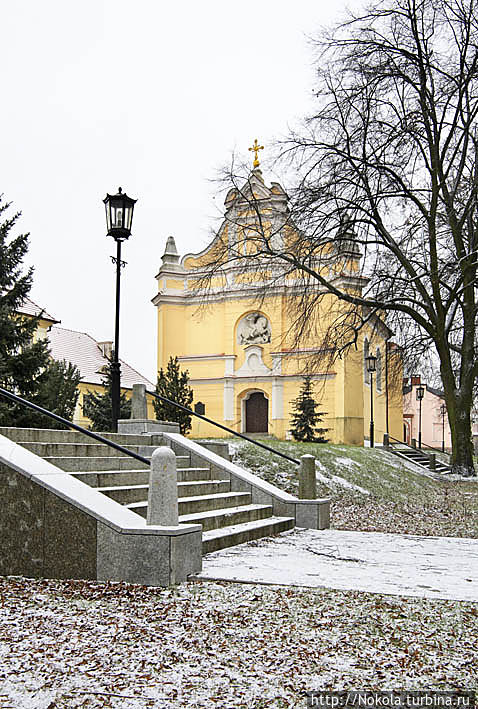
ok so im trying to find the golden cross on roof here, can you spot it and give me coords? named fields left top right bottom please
left=248, top=138, right=264, bottom=168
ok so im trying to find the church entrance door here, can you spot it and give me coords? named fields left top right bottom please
left=245, top=392, right=268, bottom=433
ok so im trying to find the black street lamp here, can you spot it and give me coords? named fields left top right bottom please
left=366, top=354, right=377, bottom=448
left=440, top=403, right=446, bottom=453
left=416, top=384, right=425, bottom=449
left=103, top=187, right=137, bottom=432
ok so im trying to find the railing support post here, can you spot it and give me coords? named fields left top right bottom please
left=299, top=454, right=316, bottom=499
left=147, top=447, right=178, bottom=526
left=383, top=433, right=389, bottom=448
left=428, top=453, right=436, bottom=471
left=131, top=383, right=148, bottom=419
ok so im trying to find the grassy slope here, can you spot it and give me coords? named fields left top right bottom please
left=200, top=438, right=478, bottom=538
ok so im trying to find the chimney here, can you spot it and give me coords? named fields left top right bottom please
left=411, top=375, right=421, bottom=386
left=98, top=341, right=113, bottom=360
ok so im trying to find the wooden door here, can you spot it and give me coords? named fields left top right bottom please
left=245, top=392, right=268, bottom=433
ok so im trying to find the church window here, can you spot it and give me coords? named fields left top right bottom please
left=376, top=348, right=382, bottom=392
left=364, top=338, right=370, bottom=384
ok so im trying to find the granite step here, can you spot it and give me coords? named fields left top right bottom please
left=202, top=516, right=295, bottom=553
left=389, top=448, right=452, bottom=473
left=98, top=479, right=230, bottom=505
left=72, top=463, right=207, bottom=488
left=128, top=491, right=252, bottom=518
left=0, top=426, right=157, bottom=446
left=179, top=504, right=273, bottom=532
left=42, top=456, right=150, bottom=472
left=19, top=441, right=158, bottom=459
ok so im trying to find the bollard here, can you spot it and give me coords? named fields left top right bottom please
left=147, top=447, right=179, bottom=526
left=428, top=453, right=436, bottom=471
left=299, top=454, right=317, bottom=499
left=411, top=438, right=417, bottom=449
left=383, top=433, right=389, bottom=448
left=131, top=383, right=148, bottom=419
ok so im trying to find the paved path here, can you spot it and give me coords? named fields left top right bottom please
left=196, top=529, right=478, bottom=601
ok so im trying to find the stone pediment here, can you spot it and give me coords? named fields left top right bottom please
left=235, top=345, right=271, bottom=377
left=180, top=170, right=289, bottom=272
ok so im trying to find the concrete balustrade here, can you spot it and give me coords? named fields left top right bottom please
left=299, top=454, right=316, bottom=500
left=147, top=446, right=179, bottom=526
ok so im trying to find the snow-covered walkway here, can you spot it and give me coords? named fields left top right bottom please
left=196, top=529, right=478, bottom=601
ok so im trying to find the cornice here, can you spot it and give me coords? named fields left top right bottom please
left=188, top=373, right=335, bottom=384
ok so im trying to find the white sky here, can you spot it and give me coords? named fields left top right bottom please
left=1, top=0, right=358, bottom=382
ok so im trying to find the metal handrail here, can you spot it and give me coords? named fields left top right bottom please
left=149, top=391, right=300, bottom=465
left=416, top=439, right=451, bottom=459
left=387, top=434, right=450, bottom=461
left=0, top=386, right=150, bottom=466
left=0, top=384, right=300, bottom=467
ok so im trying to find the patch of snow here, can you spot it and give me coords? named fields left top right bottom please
left=335, top=456, right=360, bottom=469
left=330, top=475, right=370, bottom=495
left=199, top=528, right=478, bottom=602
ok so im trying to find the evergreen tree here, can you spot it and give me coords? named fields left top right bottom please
left=83, top=359, right=131, bottom=432
left=290, top=375, right=329, bottom=443
left=153, top=356, right=194, bottom=435
left=0, top=196, right=52, bottom=426
left=34, top=359, right=82, bottom=429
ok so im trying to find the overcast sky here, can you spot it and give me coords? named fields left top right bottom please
left=1, top=0, right=359, bottom=382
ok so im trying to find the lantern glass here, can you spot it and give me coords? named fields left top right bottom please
left=416, top=385, right=425, bottom=401
left=365, top=354, right=377, bottom=373
left=103, top=187, right=137, bottom=240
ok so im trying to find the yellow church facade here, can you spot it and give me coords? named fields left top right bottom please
left=153, top=168, right=403, bottom=445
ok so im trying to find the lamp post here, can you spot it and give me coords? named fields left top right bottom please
left=103, top=187, right=137, bottom=432
left=440, top=403, right=446, bottom=453
left=366, top=354, right=377, bottom=448
left=416, top=384, right=425, bottom=449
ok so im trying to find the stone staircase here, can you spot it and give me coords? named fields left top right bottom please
left=0, top=426, right=295, bottom=553
left=387, top=442, right=452, bottom=475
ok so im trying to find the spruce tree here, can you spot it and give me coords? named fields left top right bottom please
left=34, top=359, right=82, bottom=429
left=154, top=356, right=194, bottom=434
left=83, top=359, right=131, bottom=432
left=0, top=197, right=52, bottom=426
left=290, top=375, right=329, bottom=443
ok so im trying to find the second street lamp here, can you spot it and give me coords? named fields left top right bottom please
left=366, top=354, right=377, bottom=448
left=103, top=187, right=137, bottom=432
left=440, top=403, right=446, bottom=453
left=416, top=384, right=425, bottom=449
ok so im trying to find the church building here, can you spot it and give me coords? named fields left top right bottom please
left=153, top=149, right=403, bottom=445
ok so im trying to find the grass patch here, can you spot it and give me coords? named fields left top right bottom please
left=199, top=437, right=478, bottom=538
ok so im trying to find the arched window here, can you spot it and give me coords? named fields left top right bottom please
left=376, top=348, right=382, bottom=392
left=364, top=338, right=370, bottom=384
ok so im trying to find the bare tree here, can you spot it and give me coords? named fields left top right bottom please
left=193, top=0, right=478, bottom=475
left=279, top=0, right=478, bottom=476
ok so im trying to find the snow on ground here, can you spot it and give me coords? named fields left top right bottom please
left=334, top=456, right=360, bottom=470
left=330, top=474, right=370, bottom=495
left=1, top=574, right=477, bottom=708
left=197, top=528, right=478, bottom=602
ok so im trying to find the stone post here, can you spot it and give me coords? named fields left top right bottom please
left=299, top=454, right=316, bottom=499
left=147, top=447, right=179, bottom=526
left=411, top=438, right=417, bottom=449
left=383, top=433, right=389, bottom=448
left=428, top=453, right=436, bottom=471
left=131, top=383, right=148, bottom=420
